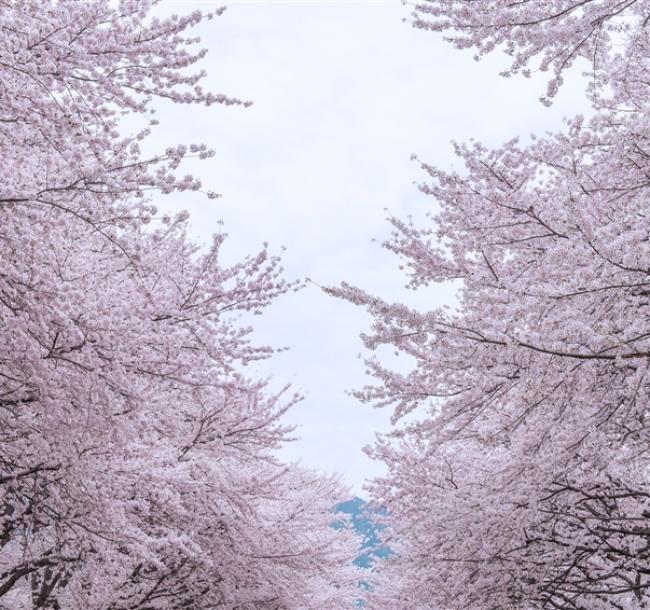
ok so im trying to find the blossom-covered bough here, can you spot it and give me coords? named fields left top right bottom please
left=331, top=1, right=650, bottom=608
left=0, top=2, right=359, bottom=609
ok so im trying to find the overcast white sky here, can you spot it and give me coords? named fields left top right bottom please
left=149, top=0, right=590, bottom=495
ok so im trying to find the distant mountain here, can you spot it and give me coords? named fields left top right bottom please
left=335, top=497, right=391, bottom=569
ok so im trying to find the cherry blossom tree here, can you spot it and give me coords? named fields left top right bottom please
left=0, top=2, right=360, bottom=608
left=331, top=2, right=650, bottom=608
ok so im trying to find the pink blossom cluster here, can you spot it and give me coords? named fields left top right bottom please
left=0, top=2, right=359, bottom=609
left=333, top=2, right=650, bottom=608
